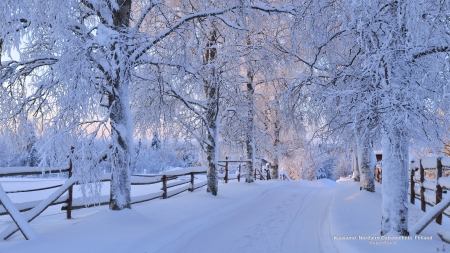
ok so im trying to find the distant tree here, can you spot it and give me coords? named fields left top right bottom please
left=151, top=132, right=161, bottom=151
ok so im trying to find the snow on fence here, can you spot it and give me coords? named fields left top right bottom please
left=0, top=167, right=209, bottom=216
left=0, top=157, right=248, bottom=240
left=409, top=157, right=450, bottom=226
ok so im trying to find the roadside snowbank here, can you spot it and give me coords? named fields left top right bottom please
left=330, top=178, right=448, bottom=253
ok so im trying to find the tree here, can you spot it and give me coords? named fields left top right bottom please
left=1, top=0, right=303, bottom=205
left=151, top=132, right=161, bottom=151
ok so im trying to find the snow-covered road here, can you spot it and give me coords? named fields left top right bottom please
left=155, top=183, right=337, bottom=253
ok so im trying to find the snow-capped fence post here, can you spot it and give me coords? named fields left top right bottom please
left=420, top=159, right=426, bottom=212
left=162, top=175, right=167, bottom=199
left=225, top=157, right=228, bottom=183
left=238, top=163, right=241, bottom=182
left=410, top=167, right=415, bottom=204
left=66, top=147, right=74, bottom=219
left=436, top=158, right=443, bottom=225
left=189, top=172, right=194, bottom=192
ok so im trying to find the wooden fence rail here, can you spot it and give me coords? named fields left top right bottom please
left=0, top=161, right=247, bottom=218
left=0, top=156, right=251, bottom=240
left=409, top=157, right=450, bottom=225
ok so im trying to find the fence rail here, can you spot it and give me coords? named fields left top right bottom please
left=409, top=157, right=450, bottom=225
left=0, top=156, right=250, bottom=240
left=0, top=157, right=247, bottom=217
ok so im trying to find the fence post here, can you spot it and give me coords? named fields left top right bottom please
left=162, top=175, right=167, bottom=199
left=436, top=157, right=443, bottom=225
left=225, top=157, right=228, bottom=183
left=189, top=172, right=194, bottom=192
left=238, top=163, right=241, bottom=182
left=67, top=146, right=74, bottom=219
left=410, top=166, right=415, bottom=205
left=420, top=159, right=426, bottom=212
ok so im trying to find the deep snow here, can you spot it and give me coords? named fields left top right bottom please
left=0, top=177, right=448, bottom=252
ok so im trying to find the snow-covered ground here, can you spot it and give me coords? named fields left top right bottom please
left=0, top=177, right=448, bottom=252
left=331, top=178, right=448, bottom=253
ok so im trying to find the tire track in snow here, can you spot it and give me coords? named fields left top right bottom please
left=156, top=182, right=337, bottom=253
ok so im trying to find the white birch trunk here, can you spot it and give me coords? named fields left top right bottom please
left=203, top=29, right=219, bottom=195
left=245, top=81, right=255, bottom=183
left=357, top=136, right=375, bottom=192
left=271, top=119, right=281, bottom=180
left=108, top=0, right=133, bottom=210
left=352, top=149, right=360, bottom=182
left=381, top=125, right=409, bottom=235
left=205, top=96, right=218, bottom=195
left=109, top=82, right=133, bottom=210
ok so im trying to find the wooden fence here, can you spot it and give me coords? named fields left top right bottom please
left=409, top=157, right=450, bottom=225
left=0, top=167, right=208, bottom=216
left=0, top=156, right=252, bottom=240
left=0, top=157, right=246, bottom=217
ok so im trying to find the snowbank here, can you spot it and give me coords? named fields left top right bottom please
left=330, top=179, right=446, bottom=253
left=159, top=166, right=207, bottom=176
left=421, top=157, right=437, bottom=169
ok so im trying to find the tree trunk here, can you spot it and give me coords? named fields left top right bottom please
left=205, top=90, right=219, bottom=195
left=109, top=80, right=133, bottom=210
left=357, top=136, right=375, bottom=192
left=245, top=81, right=255, bottom=183
left=271, top=119, right=281, bottom=180
left=203, top=29, right=219, bottom=195
left=352, top=149, right=360, bottom=182
left=108, top=0, right=133, bottom=210
left=381, top=125, right=409, bottom=236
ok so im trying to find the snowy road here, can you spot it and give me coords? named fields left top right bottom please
left=145, top=181, right=338, bottom=253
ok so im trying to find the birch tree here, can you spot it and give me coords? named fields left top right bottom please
left=1, top=0, right=303, bottom=206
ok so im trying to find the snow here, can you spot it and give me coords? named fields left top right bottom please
left=0, top=177, right=77, bottom=240
left=410, top=191, right=450, bottom=235
left=332, top=179, right=446, bottom=252
left=0, top=184, right=39, bottom=240
left=439, top=177, right=450, bottom=189
left=159, top=166, right=207, bottom=176
left=279, top=167, right=292, bottom=181
left=0, top=178, right=448, bottom=252
left=442, top=157, right=450, bottom=167
left=437, top=229, right=450, bottom=243
left=423, top=180, right=436, bottom=190
left=421, top=157, right=437, bottom=169
left=93, top=24, right=118, bottom=46
left=0, top=167, right=68, bottom=176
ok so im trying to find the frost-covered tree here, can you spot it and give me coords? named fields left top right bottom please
left=130, top=0, right=305, bottom=194
left=349, top=0, right=450, bottom=236
left=1, top=0, right=304, bottom=204
left=150, top=132, right=161, bottom=151
left=307, top=0, right=450, bottom=235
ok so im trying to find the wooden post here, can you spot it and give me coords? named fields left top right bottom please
left=238, top=163, right=241, bottom=182
left=189, top=172, right=194, bottom=192
left=410, top=166, right=415, bottom=205
left=225, top=157, right=228, bottom=183
left=436, top=157, right=443, bottom=225
left=420, top=159, right=426, bottom=212
left=67, top=146, right=74, bottom=219
left=162, top=175, right=167, bottom=199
